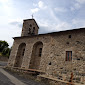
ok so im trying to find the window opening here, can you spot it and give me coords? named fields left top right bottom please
left=39, top=48, right=42, bottom=57
left=28, top=28, right=31, bottom=34
left=66, top=51, right=72, bottom=61
left=32, top=27, right=35, bottom=34
left=69, top=35, right=71, bottom=38
left=22, top=48, right=25, bottom=56
left=30, top=24, right=32, bottom=27
left=49, top=62, right=51, bottom=65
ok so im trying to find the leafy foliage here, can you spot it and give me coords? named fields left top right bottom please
left=0, top=40, right=11, bottom=58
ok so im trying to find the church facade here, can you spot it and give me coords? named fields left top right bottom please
left=8, top=19, right=85, bottom=83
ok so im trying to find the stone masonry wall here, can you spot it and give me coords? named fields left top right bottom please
left=8, top=29, right=85, bottom=83
left=21, top=19, right=38, bottom=36
left=8, top=35, right=51, bottom=71
left=45, top=30, right=85, bottom=83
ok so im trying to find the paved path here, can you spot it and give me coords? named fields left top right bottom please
left=0, top=61, right=47, bottom=85
left=0, top=68, right=26, bottom=85
left=0, top=70, right=14, bottom=85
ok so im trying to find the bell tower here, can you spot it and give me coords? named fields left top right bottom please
left=21, top=19, right=39, bottom=36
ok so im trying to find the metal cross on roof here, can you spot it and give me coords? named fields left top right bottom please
left=32, top=14, right=34, bottom=19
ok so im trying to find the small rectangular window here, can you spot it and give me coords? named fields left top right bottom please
left=66, top=51, right=72, bottom=61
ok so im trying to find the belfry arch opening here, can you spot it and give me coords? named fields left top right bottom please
left=14, top=43, right=26, bottom=67
left=29, top=41, right=43, bottom=70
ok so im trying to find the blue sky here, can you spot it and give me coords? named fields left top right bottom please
left=0, top=0, right=85, bottom=47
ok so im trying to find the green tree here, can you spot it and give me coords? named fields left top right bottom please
left=0, top=41, right=9, bottom=52
left=0, top=40, right=11, bottom=58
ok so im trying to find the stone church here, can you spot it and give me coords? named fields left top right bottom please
left=8, top=19, right=85, bottom=83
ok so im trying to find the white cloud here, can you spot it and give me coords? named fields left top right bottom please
left=38, top=1, right=43, bottom=8
left=75, top=0, right=85, bottom=4
left=72, top=19, right=85, bottom=27
left=33, top=3, right=37, bottom=7
left=50, top=9, right=61, bottom=23
left=31, top=1, right=47, bottom=14
left=38, top=21, right=72, bottom=34
left=56, top=22, right=72, bottom=31
left=38, top=1, right=47, bottom=9
left=71, top=0, right=85, bottom=11
left=71, top=3, right=80, bottom=11
left=31, top=8, right=39, bottom=13
left=70, top=7, right=75, bottom=11
left=0, top=0, right=9, bottom=3
left=74, top=3, right=81, bottom=9
left=10, top=21, right=22, bottom=28
left=37, top=15, right=72, bottom=34
left=0, top=0, right=13, bottom=16
left=54, top=7, right=67, bottom=12
left=9, top=19, right=23, bottom=28
left=32, top=1, right=47, bottom=13
left=37, top=9, right=71, bottom=33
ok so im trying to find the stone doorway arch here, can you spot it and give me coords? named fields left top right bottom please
left=14, top=43, right=26, bottom=67
left=29, top=41, right=43, bottom=70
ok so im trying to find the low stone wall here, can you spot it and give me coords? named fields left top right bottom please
left=0, top=56, right=8, bottom=62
